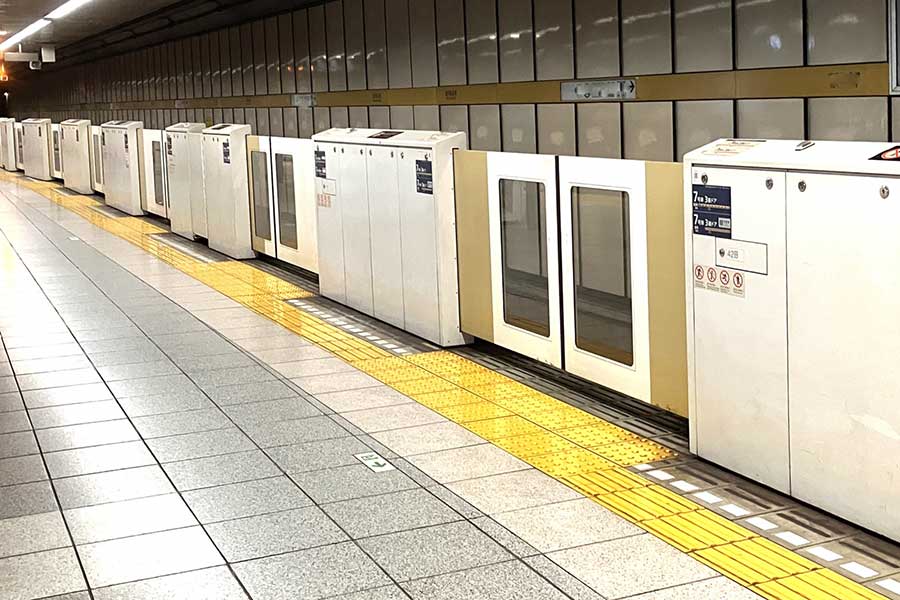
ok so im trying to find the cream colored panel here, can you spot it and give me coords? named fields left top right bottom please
left=331, top=107, right=350, bottom=128
left=326, top=2, right=347, bottom=91
left=369, top=106, right=391, bottom=128
left=534, top=0, right=574, bottom=80
left=575, top=0, right=619, bottom=78
left=537, top=104, right=576, bottom=156
left=364, top=0, right=388, bottom=88
left=807, top=0, right=887, bottom=65
left=294, top=10, right=312, bottom=94
left=345, top=0, right=367, bottom=90
left=894, top=98, right=900, bottom=142
left=440, top=105, right=469, bottom=137
left=498, top=0, right=534, bottom=82
left=675, top=0, right=732, bottom=72
left=349, top=106, right=370, bottom=128
left=454, top=150, right=493, bottom=341
left=314, top=107, right=332, bottom=133
left=808, top=97, right=888, bottom=141
left=309, top=6, right=329, bottom=92
left=386, top=0, right=413, bottom=88
left=414, top=105, right=440, bottom=130
left=466, top=0, right=499, bottom=84
left=736, top=99, right=805, bottom=140
left=436, top=0, right=467, bottom=85
left=735, top=0, right=802, bottom=69
left=410, top=0, right=438, bottom=87
left=299, top=107, right=315, bottom=138
left=623, top=102, right=673, bottom=161
left=577, top=104, right=621, bottom=158
left=676, top=100, right=734, bottom=160
left=469, top=105, right=501, bottom=151
left=622, top=0, right=672, bottom=76
left=390, top=106, right=414, bottom=129
left=501, top=104, right=536, bottom=153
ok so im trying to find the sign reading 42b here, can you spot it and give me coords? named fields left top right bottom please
left=692, top=184, right=732, bottom=239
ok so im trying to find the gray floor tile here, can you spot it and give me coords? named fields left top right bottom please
left=79, top=526, right=225, bottom=588
left=183, top=476, right=312, bottom=524
left=271, top=358, right=357, bottom=379
left=522, top=555, right=607, bottom=600
left=341, top=404, right=445, bottom=434
left=163, top=449, right=281, bottom=491
left=117, top=390, right=213, bottom=418
left=446, top=470, right=582, bottom=515
left=175, top=353, right=258, bottom=373
left=192, top=365, right=277, bottom=389
left=54, top=465, right=175, bottom=509
left=0, top=548, right=86, bottom=600
left=206, top=506, right=348, bottom=562
left=427, top=486, right=484, bottom=519
left=91, top=566, right=249, bottom=600
left=0, top=454, right=48, bottom=486
left=88, top=348, right=170, bottom=369
left=624, top=577, right=764, bottom=599
left=324, top=488, right=461, bottom=539
left=0, top=377, right=18, bottom=395
left=0, top=392, right=23, bottom=413
left=402, top=560, right=571, bottom=600
left=470, top=517, right=541, bottom=559
left=204, top=380, right=300, bottom=406
left=6, top=342, right=81, bottom=361
left=22, top=382, right=113, bottom=409
left=82, top=338, right=159, bottom=356
left=359, top=521, right=512, bottom=582
left=0, top=410, right=30, bottom=434
left=36, top=419, right=140, bottom=453
left=2, top=332, right=76, bottom=348
left=267, top=436, right=374, bottom=473
left=107, top=373, right=198, bottom=398
left=41, top=592, right=92, bottom=600
left=28, top=400, right=125, bottom=429
left=242, top=416, right=350, bottom=448
left=64, top=493, right=197, bottom=544
left=316, top=386, right=414, bottom=414
left=0, top=510, right=70, bottom=558
left=292, top=371, right=383, bottom=395
left=250, top=346, right=331, bottom=364
left=371, top=422, right=485, bottom=457
left=332, top=586, right=408, bottom=600
left=11, top=355, right=92, bottom=375
left=0, top=364, right=11, bottom=378
left=0, top=431, right=38, bottom=459
left=236, top=335, right=312, bottom=352
left=44, top=440, right=156, bottom=478
left=547, top=535, right=718, bottom=599
left=291, top=464, right=419, bottom=504
left=17, top=368, right=102, bottom=391
left=98, top=360, right=180, bottom=382
left=131, top=408, right=232, bottom=439
left=493, top=498, right=642, bottom=553
left=73, top=326, right=144, bottom=343
left=407, top=444, right=531, bottom=484
left=222, top=397, right=322, bottom=426
left=147, top=428, right=256, bottom=463
left=233, top=542, right=391, bottom=600
left=0, top=481, right=58, bottom=520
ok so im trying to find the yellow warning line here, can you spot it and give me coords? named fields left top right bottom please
left=6, top=173, right=885, bottom=600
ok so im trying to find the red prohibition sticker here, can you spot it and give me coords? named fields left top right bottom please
left=719, top=270, right=730, bottom=286
left=733, top=272, right=744, bottom=289
left=694, top=265, right=704, bottom=280
left=707, top=267, right=717, bottom=283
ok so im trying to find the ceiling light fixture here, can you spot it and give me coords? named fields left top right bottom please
left=47, top=0, right=93, bottom=20
left=0, top=19, right=50, bottom=51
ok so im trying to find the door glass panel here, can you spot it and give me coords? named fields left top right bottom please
left=52, top=131, right=61, bottom=172
left=275, top=153, right=298, bottom=249
left=93, top=134, right=103, bottom=183
left=499, top=179, right=550, bottom=337
left=251, top=150, right=271, bottom=240
left=571, top=186, right=633, bottom=366
left=152, top=141, right=165, bottom=205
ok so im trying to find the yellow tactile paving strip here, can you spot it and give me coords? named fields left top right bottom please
left=4, top=172, right=886, bottom=600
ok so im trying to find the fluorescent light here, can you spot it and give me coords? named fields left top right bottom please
left=0, top=19, right=50, bottom=51
left=47, top=0, right=93, bottom=20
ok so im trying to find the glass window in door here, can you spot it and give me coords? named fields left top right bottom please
left=275, top=154, right=298, bottom=249
left=250, top=150, right=271, bottom=240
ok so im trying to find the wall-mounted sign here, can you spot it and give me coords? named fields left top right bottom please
left=561, top=79, right=637, bottom=102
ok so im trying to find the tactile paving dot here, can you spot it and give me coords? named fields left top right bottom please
left=526, top=448, right=615, bottom=477
left=559, top=423, right=640, bottom=447
left=437, top=401, right=514, bottom=422
left=391, top=378, right=459, bottom=396
left=594, top=439, right=675, bottom=467
left=494, top=430, right=582, bottom=458
left=411, top=388, right=485, bottom=410
left=463, top=415, right=546, bottom=440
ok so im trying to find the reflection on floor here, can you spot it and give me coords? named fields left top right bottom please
left=1, top=173, right=898, bottom=600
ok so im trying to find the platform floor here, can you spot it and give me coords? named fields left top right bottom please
left=0, top=174, right=898, bottom=600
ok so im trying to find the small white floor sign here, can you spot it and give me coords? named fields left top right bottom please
left=355, top=452, right=395, bottom=473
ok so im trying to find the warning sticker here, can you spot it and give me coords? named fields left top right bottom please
left=694, top=264, right=745, bottom=298
left=416, top=159, right=433, bottom=195
left=222, top=140, right=231, bottom=165
left=870, top=146, right=900, bottom=161
left=315, top=149, right=327, bottom=178
left=693, top=185, right=732, bottom=239
left=701, top=139, right=764, bottom=157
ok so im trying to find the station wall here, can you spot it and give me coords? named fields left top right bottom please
left=9, top=0, right=899, bottom=159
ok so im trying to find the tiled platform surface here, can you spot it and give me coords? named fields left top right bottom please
left=0, top=183, right=764, bottom=600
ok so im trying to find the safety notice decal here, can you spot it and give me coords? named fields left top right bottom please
left=870, top=146, right=900, bottom=161
left=315, top=150, right=327, bottom=178
left=694, top=264, right=745, bottom=298
left=692, top=185, right=732, bottom=239
left=416, top=159, right=434, bottom=195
